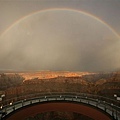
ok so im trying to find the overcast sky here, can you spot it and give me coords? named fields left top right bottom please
left=0, top=0, right=120, bottom=72
left=0, top=0, right=120, bottom=36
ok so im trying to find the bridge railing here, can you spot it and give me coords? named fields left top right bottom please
left=0, top=92, right=120, bottom=120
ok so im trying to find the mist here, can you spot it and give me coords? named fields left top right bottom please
left=0, top=10, right=120, bottom=72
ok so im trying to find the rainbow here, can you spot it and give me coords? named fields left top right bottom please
left=1, top=8, right=120, bottom=39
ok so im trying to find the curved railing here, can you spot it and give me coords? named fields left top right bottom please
left=0, top=92, right=120, bottom=120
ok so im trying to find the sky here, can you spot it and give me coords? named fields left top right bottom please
left=0, top=0, right=120, bottom=72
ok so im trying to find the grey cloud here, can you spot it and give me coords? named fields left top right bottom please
left=0, top=10, right=120, bottom=72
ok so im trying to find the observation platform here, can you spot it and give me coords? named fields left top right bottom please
left=0, top=92, right=120, bottom=120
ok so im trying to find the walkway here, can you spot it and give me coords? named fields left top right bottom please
left=0, top=92, right=120, bottom=120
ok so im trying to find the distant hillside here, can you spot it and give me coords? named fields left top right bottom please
left=0, top=71, right=120, bottom=100
left=18, top=71, right=94, bottom=80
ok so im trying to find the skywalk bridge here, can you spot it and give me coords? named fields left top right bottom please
left=0, top=92, right=120, bottom=120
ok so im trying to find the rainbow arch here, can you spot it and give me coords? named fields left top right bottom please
left=1, top=8, right=120, bottom=39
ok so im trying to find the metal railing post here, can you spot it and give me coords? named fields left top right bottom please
left=22, top=100, right=23, bottom=107
left=103, top=101, right=106, bottom=111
